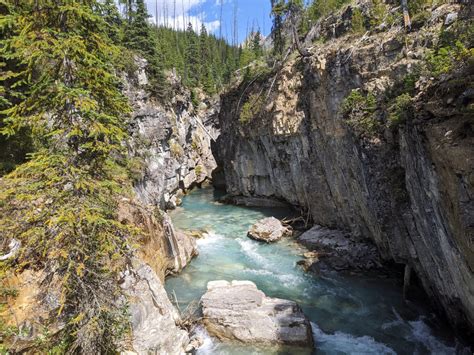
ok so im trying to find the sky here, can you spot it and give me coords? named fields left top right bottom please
left=138, top=0, right=272, bottom=44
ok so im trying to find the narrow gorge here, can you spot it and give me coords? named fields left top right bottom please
left=0, top=0, right=473, bottom=354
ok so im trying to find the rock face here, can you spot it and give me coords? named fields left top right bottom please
left=121, top=259, right=189, bottom=354
left=214, top=4, right=473, bottom=335
left=126, top=59, right=219, bottom=210
left=247, top=217, right=292, bottom=242
left=118, top=199, right=197, bottom=279
left=298, top=225, right=382, bottom=271
left=201, top=280, right=313, bottom=347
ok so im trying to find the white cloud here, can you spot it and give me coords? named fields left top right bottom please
left=144, top=0, right=220, bottom=33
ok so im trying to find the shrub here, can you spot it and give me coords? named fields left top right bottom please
left=169, top=140, right=184, bottom=158
left=195, top=165, right=203, bottom=176
left=191, top=134, right=200, bottom=151
left=351, top=8, right=366, bottom=34
left=341, top=89, right=380, bottom=136
left=426, top=41, right=474, bottom=77
left=388, top=93, right=413, bottom=127
left=239, top=93, right=265, bottom=124
left=308, top=0, right=350, bottom=22
left=369, top=0, right=387, bottom=28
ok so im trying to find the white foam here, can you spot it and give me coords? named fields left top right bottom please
left=238, top=239, right=274, bottom=268
left=196, top=231, right=225, bottom=247
left=194, top=326, right=218, bottom=355
left=407, top=319, right=455, bottom=354
left=311, top=322, right=397, bottom=355
left=243, top=268, right=304, bottom=288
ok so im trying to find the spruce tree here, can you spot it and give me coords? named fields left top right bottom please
left=124, top=0, right=168, bottom=97
left=0, top=0, right=137, bottom=351
left=271, top=0, right=285, bottom=56
left=252, top=30, right=263, bottom=58
left=185, top=23, right=201, bottom=87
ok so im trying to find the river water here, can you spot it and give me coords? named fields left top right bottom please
left=165, top=187, right=461, bottom=354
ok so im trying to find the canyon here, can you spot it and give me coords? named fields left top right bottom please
left=1, top=1, right=472, bottom=354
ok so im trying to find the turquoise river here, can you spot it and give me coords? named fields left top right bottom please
left=165, top=187, right=464, bottom=355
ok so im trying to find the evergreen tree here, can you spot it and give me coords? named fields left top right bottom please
left=271, top=0, right=285, bottom=56
left=199, top=24, right=216, bottom=94
left=124, top=0, right=168, bottom=97
left=252, top=30, right=263, bottom=58
left=101, top=0, right=123, bottom=44
left=185, top=23, right=201, bottom=87
left=0, top=0, right=137, bottom=351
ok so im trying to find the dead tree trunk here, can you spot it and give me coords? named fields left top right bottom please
left=401, top=0, right=412, bottom=30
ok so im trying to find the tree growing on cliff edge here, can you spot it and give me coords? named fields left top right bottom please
left=0, top=0, right=138, bottom=352
left=270, top=0, right=285, bottom=56
left=185, top=23, right=201, bottom=87
left=123, top=0, right=168, bottom=97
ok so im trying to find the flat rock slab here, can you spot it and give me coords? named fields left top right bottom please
left=247, top=217, right=292, bottom=243
left=201, top=280, right=313, bottom=347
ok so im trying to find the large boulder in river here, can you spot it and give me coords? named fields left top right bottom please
left=201, top=280, right=313, bottom=347
left=247, top=217, right=292, bottom=243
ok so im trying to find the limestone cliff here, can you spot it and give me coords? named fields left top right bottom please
left=215, top=3, right=473, bottom=336
left=125, top=58, right=218, bottom=210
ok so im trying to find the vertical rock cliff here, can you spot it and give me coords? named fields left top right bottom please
left=215, top=4, right=473, bottom=336
left=125, top=58, right=218, bottom=210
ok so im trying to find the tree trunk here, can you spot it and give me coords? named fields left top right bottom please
left=401, top=0, right=411, bottom=30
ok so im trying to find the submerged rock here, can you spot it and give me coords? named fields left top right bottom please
left=297, top=251, right=321, bottom=272
left=298, top=225, right=382, bottom=271
left=247, top=217, right=292, bottom=243
left=201, top=280, right=313, bottom=347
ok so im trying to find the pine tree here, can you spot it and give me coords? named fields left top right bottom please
left=0, top=1, right=138, bottom=351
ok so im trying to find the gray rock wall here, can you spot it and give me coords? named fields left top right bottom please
left=215, top=5, right=473, bottom=335
left=125, top=60, right=218, bottom=209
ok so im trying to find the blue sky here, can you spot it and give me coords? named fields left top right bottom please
left=139, top=0, right=272, bottom=44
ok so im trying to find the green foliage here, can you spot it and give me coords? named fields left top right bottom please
left=123, top=0, right=168, bottom=98
left=426, top=41, right=473, bottom=77
left=341, top=89, right=380, bottom=136
left=190, top=89, right=200, bottom=108
left=152, top=24, right=239, bottom=95
left=408, top=0, right=432, bottom=16
left=239, top=93, right=265, bottom=124
left=307, top=0, right=350, bottom=23
left=369, top=0, right=387, bottom=28
left=184, top=23, right=201, bottom=87
left=0, top=0, right=139, bottom=352
left=388, top=93, right=413, bottom=127
left=252, top=30, right=263, bottom=58
left=351, top=8, right=366, bottom=34
left=271, top=0, right=286, bottom=56
left=195, top=165, right=203, bottom=176
left=169, top=140, right=184, bottom=158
